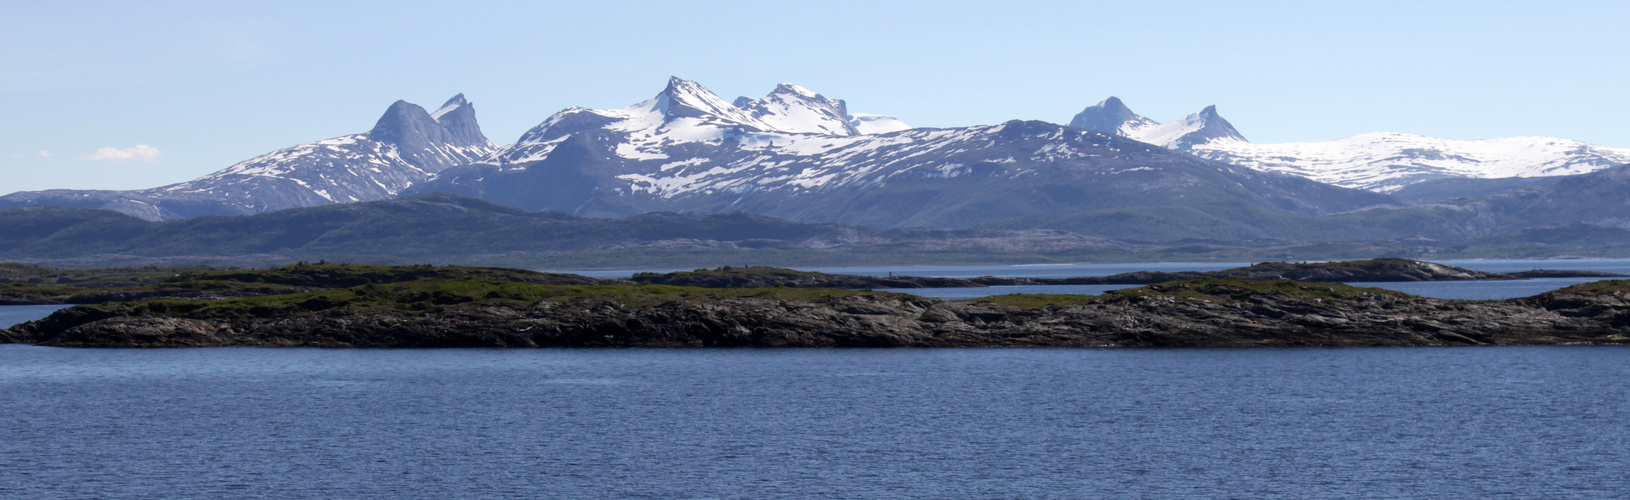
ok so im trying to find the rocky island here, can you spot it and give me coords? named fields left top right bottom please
left=3, top=262, right=1629, bottom=348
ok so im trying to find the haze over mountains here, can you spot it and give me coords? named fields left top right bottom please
left=5, top=77, right=1630, bottom=264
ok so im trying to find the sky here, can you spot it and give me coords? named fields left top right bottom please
left=3, top=0, right=1628, bottom=193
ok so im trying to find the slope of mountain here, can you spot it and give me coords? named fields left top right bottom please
left=410, top=78, right=1395, bottom=228
left=0, top=193, right=1131, bottom=265
left=986, top=163, right=1630, bottom=245
left=0, top=95, right=496, bottom=221
left=1387, top=176, right=1562, bottom=204
left=1070, top=97, right=1630, bottom=193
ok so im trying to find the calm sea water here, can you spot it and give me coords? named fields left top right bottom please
left=0, top=304, right=68, bottom=329
left=564, top=259, right=1630, bottom=301
left=0, top=346, right=1625, bottom=498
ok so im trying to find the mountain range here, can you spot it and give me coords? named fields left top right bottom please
left=409, top=77, right=1390, bottom=228
left=1070, top=97, right=1630, bottom=193
left=5, top=77, right=1630, bottom=261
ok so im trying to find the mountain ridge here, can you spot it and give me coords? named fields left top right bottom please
left=409, top=78, right=1396, bottom=228
left=1070, top=96, right=1630, bottom=192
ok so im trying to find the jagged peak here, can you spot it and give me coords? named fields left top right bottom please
left=659, top=76, right=720, bottom=103
left=1139, top=105, right=1246, bottom=149
left=368, top=97, right=492, bottom=170
left=431, top=93, right=469, bottom=120
left=1188, top=105, right=1244, bottom=142
left=654, top=76, right=760, bottom=125
left=1070, top=96, right=1155, bottom=135
left=770, top=83, right=820, bottom=98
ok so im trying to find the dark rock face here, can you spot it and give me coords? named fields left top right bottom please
left=6, top=280, right=1628, bottom=348
left=367, top=97, right=493, bottom=173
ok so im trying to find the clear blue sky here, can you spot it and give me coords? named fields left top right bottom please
left=4, top=0, right=1627, bottom=193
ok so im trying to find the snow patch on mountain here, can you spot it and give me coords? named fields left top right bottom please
left=1191, top=132, right=1630, bottom=192
left=849, top=113, right=912, bottom=134
left=738, top=83, right=859, bottom=136
left=489, top=77, right=912, bottom=167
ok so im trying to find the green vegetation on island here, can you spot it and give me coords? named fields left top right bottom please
left=3, top=262, right=1629, bottom=349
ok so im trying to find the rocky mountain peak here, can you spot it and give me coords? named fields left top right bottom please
left=739, top=82, right=858, bottom=135
left=770, top=83, right=820, bottom=97
left=428, top=94, right=491, bottom=150
left=1099, top=96, right=1130, bottom=113
left=368, top=96, right=495, bottom=172
left=368, top=100, right=443, bottom=147
left=655, top=76, right=758, bottom=124
left=1069, top=96, right=1156, bottom=135
left=431, top=93, right=469, bottom=119
left=1171, top=105, right=1246, bottom=148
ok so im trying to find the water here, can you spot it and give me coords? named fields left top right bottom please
left=568, top=261, right=1250, bottom=280
left=1346, top=278, right=1611, bottom=301
left=1, top=346, right=1625, bottom=498
left=884, top=284, right=1141, bottom=300
left=562, top=258, right=1630, bottom=300
left=0, top=304, right=69, bottom=328
left=896, top=278, right=1613, bottom=301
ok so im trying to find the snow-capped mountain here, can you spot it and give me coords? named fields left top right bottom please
left=1068, top=97, right=1158, bottom=138
left=0, top=95, right=496, bottom=220
left=1194, top=132, right=1630, bottom=193
left=410, top=77, right=1392, bottom=228
left=1070, top=97, right=1630, bottom=192
left=847, top=114, right=912, bottom=135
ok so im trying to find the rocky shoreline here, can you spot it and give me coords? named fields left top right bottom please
left=6, top=278, right=1630, bottom=348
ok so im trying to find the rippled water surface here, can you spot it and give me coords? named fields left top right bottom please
left=2, top=346, right=1627, bottom=498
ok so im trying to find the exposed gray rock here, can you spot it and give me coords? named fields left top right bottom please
left=6, top=280, right=1628, bottom=348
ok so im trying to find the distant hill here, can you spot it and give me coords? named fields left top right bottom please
left=10, top=190, right=1630, bottom=269
left=0, top=193, right=1149, bottom=268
